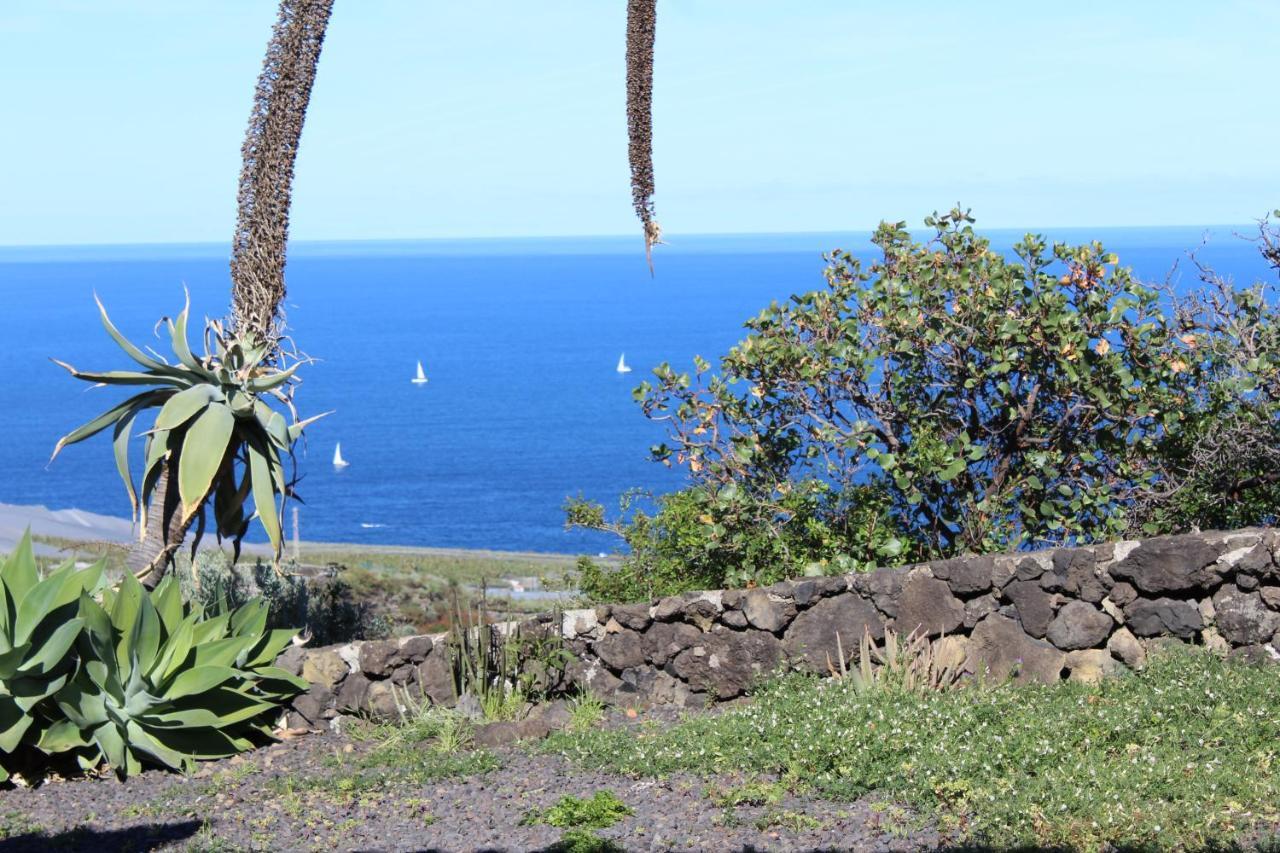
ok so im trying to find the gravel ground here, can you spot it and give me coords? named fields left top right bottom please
left=0, top=716, right=948, bottom=853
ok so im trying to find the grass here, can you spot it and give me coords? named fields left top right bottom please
left=546, top=648, right=1280, bottom=851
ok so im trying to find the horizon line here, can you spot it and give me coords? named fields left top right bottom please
left=0, top=221, right=1260, bottom=254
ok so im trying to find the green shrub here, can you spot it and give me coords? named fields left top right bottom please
left=177, top=550, right=390, bottom=645
left=0, top=534, right=305, bottom=782
left=572, top=208, right=1280, bottom=599
left=522, top=790, right=632, bottom=829
left=547, top=648, right=1280, bottom=850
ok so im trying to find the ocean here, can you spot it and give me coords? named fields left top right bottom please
left=0, top=226, right=1272, bottom=555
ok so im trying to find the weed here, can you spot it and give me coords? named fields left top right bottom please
left=707, top=779, right=787, bottom=808
left=522, top=790, right=633, bottom=830
left=546, top=828, right=624, bottom=853
left=756, top=809, right=822, bottom=832
left=567, top=691, right=606, bottom=733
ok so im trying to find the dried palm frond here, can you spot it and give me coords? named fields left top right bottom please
left=230, top=0, right=335, bottom=353
left=626, top=0, right=661, bottom=275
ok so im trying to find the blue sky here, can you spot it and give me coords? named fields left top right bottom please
left=1, top=1, right=1278, bottom=245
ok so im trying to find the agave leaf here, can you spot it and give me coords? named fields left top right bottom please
left=50, top=360, right=191, bottom=388
left=150, top=577, right=184, bottom=636
left=167, top=293, right=216, bottom=380
left=37, top=717, right=92, bottom=755
left=246, top=443, right=282, bottom=554
left=190, top=612, right=231, bottom=646
left=164, top=664, right=236, bottom=701
left=123, top=720, right=193, bottom=772
left=112, top=408, right=141, bottom=521
left=93, top=294, right=185, bottom=377
left=287, top=409, right=332, bottom=442
left=14, top=563, right=79, bottom=645
left=1, top=530, right=39, bottom=601
left=54, top=674, right=110, bottom=730
left=50, top=389, right=168, bottom=463
left=244, top=630, right=300, bottom=669
left=0, top=698, right=33, bottom=753
left=111, top=575, right=146, bottom=678
left=246, top=361, right=301, bottom=394
left=15, top=617, right=82, bottom=677
left=251, top=665, right=309, bottom=692
left=254, top=401, right=290, bottom=451
left=229, top=599, right=268, bottom=640
left=132, top=594, right=162, bottom=677
left=153, top=384, right=219, bottom=432
left=191, top=636, right=255, bottom=670
left=153, top=617, right=195, bottom=682
left=90, top=718, right=129, bottom=773
left=147, top=725, right=242, bottom=762
left=178, top=403, right=235, bottom=520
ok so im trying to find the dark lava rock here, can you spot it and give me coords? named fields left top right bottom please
left=1046, top=601, right=1114, bottom=650
left=611, top=603, right=653, bottom=631
left=792, top=579, right=819, bottom=606
left=720, top=609, right=749, bottom=629
left=1015, top=557, right=1049, bottom=582
left=594, top=630, right=645, bottom=671
left=670, top=627, right=784, bottom=698
left=1237, top=573, right=1261, bottom=591
left=931, top=556, right=993, bottom=595
left=895, top=575, right=964, bottom=637
left=274, top=645, right=306, bottom=676
left=336, top=672, right=372, bottom=712
left=359, top=640, right=401, bottom=678
left=1260, top=587, right=1280, bottom=610
left=784, top=594, right=884, bottom=673
left=417, top=651, right=456, bottom=706
left=742, top=588, right=797, bottom=632
left=1110, top=535, right=1225, bottom=594
left=1109, top=581, right=1138, bottom=607
left=398, top=635, right=435, bottom=662
left=1004, top=580, right=1056, bottom=638
left=1212, top=585, right=1280, bottom=645
left=966, top=614, right=1065, bottom=684
left=642, top=621, right=702, bottom=666
left=1124, top=597, right=1203, bottom=638
left=1053, top=549, right=1107, bottom=603
left=963, top=594, right=999, bottom=628
left=852, top=568, right=904, bottom=617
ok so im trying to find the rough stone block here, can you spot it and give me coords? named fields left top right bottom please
left=1107, top=627, right=1146, bottom=669
left=931, top=556, right=994, bottom=595
left=1065, top=649, right=1125, bottom=684
left=1212, top=585, right=1280, bottom=645
left=1004, top=580, right=1056, bottom=638
left=1046, top=601, right=1114, bottom=651
left=895, top=575, right=964, bottom=637
left=1110, top=534, right=1226, bottom=594
left=670, top=627, right=784, bottom=698
left=965, top=614, right=1065, bottom=684
left=1124, top=598, right=1202, bottom=638
left=300, top=649, right=349, bottom=690
left=743, top=589, right=796, bottom=633
left=784, top=595, right=883, bottom=673
left=594, top=629, right=645, bottom=671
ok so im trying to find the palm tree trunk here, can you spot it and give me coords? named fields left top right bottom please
left=125, top=463, right=198, bottom=589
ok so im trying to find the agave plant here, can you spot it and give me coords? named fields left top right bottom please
left=51, top=294, right=326, bottom=573
left=0, top=532, right=105, bottom=781
left=55, top=573, right=305, bottom=778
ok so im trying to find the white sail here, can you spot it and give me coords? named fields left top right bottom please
left=616, top=353, right=632, bottom=373
left=412, top=360, right=428, bottom=384
left=332, top=443, right=349, bottom=468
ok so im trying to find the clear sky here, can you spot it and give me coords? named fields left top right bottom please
left=2, top=1, right=1278, bottom=246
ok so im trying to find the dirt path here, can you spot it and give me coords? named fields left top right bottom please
left=0, top=730, right=944, bottom=852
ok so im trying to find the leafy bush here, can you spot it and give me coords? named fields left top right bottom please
left=572, top=208, right=1280, bottom=599
left=522, top=790, right=632, bottom=829
left=547, top=648, right=1280, bottom=850
left=0, top=533, right=305, bottom=782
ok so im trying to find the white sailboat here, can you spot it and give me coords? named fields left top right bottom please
left=616, top=353, right=632, bottom=374
left=412, top=360, right=428, bottom=385
left=332, top=443, right=349, bottom=468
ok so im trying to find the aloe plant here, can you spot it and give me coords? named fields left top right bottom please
left=51, top=294, right=326, bottom=579
left=0, top=532, right=104, bottom=781
left=55, top=573, right=305, bottom=778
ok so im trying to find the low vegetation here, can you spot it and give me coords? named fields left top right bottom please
left=547, top=648, right=1280, bottom=851
left=570, top=209, right=1280, bottom=600
left=0, top=533, right=303, bottom=782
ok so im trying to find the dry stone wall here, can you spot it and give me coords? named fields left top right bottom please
left=278, top=528, right=1280, bottom=726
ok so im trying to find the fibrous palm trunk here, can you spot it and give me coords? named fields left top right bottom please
left=126, top=465, right=197, bottom=588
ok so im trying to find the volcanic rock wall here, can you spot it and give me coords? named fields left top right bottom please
left=279, top=528, right=1280, bottom=727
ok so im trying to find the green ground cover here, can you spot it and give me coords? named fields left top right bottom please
left=547, top=648, right=1280, bottom=851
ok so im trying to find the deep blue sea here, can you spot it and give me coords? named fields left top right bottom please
left=0, top=226, right=1272, bottom=554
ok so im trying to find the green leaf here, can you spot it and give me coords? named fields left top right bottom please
left=178, top=403, right=234, bottom=520
left=247, top=443, right=282, bottom=555
left=51, top=389, right=169, bottom=462
left=938, top=458, right=967, bottom=482
left=1, top=530, right=39, bottom=601
left=165, top=665, right=236, bottom=700
left=153, top=384, right=218, bottom=432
